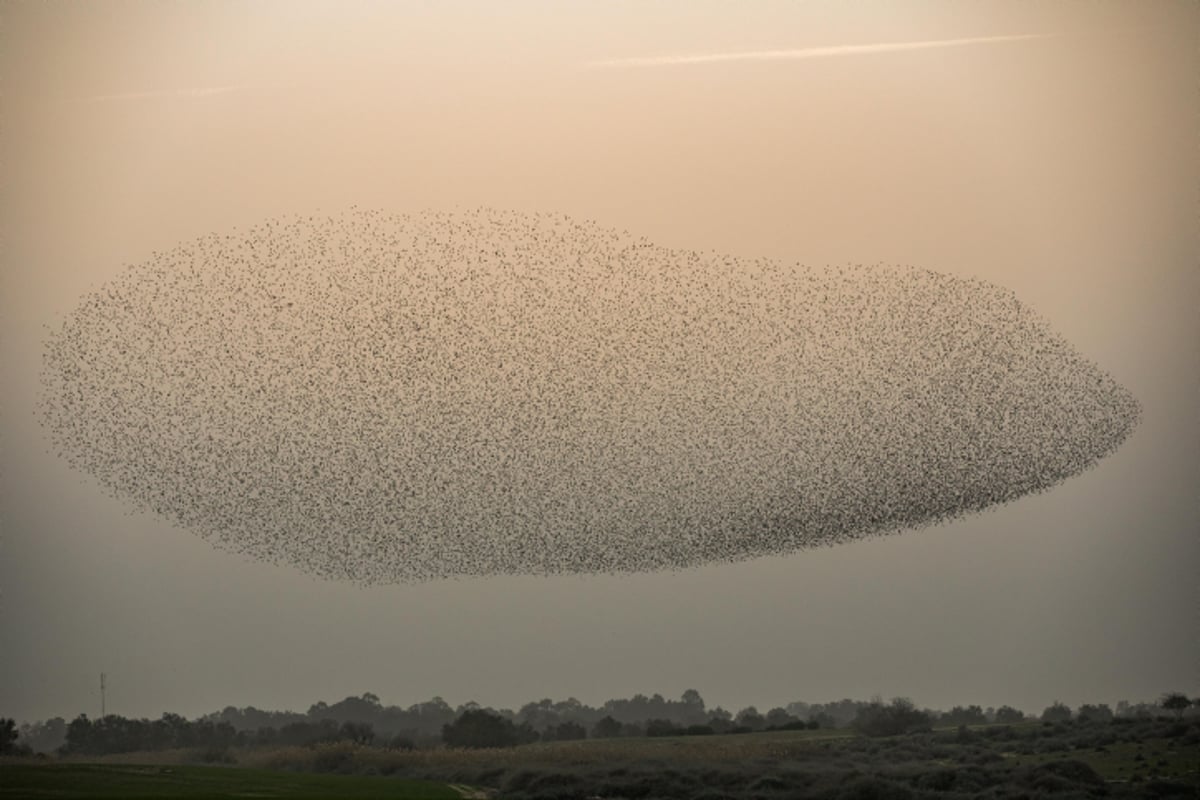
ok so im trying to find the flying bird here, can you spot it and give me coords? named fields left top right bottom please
left=38, top=209, right=1140, bottom=583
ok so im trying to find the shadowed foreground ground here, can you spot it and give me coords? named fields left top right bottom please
left=0, top=762, right=464, bottom=798
left=6, top=718, right=1196, bottom=799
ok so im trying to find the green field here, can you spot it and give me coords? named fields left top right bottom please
left=0, top=763, right=464, bottom=799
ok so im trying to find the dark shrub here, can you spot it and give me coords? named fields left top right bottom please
left=692, top=791, right=738, bottom=800
left=443, top=709, right=524, bottom=748
left=527, top=771, right=584, bottom=791
left=543, top=721, right=587, bottom=742
left=645, top=718, right=679, bottom=737
left=475, top=767, right=506, bottom=784
left=836, top=775, right=915, bottom=800
left=503, top=770, right=541, bottom=792
left=591, top=715, right=622, bottom=739
left=1025, top=759, right=1104, bottom=787
left=747, top=774, right=790, bottom=791
left=852, top=699, right=932, bottom=738
left=1143, top=779, right=1196, bottom=798
left=917, top=766, right=998, bottom=793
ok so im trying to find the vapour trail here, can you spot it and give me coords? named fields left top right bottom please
left=585, top=32, right=1057, bottom=68
left=83, top=85, right=262, bottom=103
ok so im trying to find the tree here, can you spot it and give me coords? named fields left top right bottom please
left=442, top=709, right=523, bottom=749
left=1160, top=692, right=1190, bottom=720
left=338, top=721, right=374, bottom=745
left=591, top=716, right=622, bottom=739
left=735, top=706, right=765, bottom=731
left=0, top=718, right=20, bottom=755
left=941, top=705, right=986, bottom=726
left=1041, top=702, right=1072, bottom=723
left=544, top=721, right=586, bottom=741
left=994, top=705, right=1025, bottom=724
left=645, top=718, right=678, bottom=737
left=1076, top=704, right=1113, bottom=724
left=852, top=698, right=931, bottom=737
left=811, top=711, right=837, bottom=729
left=765, top=707, right=796, bottom=729
left=18, top=717, right=67, bottom=754
left=63, top=715, right=96, bottom=754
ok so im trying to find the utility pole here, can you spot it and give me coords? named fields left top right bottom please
left=100, top=673, right=106, bottom=718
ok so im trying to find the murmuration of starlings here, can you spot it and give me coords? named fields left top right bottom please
left=39, top=208, right=1141, bottom=583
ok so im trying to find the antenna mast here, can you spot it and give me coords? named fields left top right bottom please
left=100, top=672, right=106, bottom=718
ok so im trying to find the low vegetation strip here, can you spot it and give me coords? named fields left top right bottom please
left=0, top=763, right=461, bottom=798
left=7, top=719, right=1193, bottom=799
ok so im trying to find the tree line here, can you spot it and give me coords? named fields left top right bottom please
left=4, top=690, right=1195, bottom=756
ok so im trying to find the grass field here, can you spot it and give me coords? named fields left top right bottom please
left=1001, top=736, right=1200, bottom=782
left=5, top=719, right=1196, bottom=799
left=0, top=763, right=464, bottom=798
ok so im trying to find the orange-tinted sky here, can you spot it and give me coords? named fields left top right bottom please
left=1, top=1, right=1196, bottom=722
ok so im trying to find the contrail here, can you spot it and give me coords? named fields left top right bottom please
left=83, top=85, right=261, bottom=103
left=585, top=32, right=1057, bottom=68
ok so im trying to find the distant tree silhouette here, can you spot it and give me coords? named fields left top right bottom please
left=941, top=705, right=987, bottom=726
left=852, top=698, right=932, bottom=737
left=1076, top=704, right=1113, bottom=724
left=735, top=706, right=765, bottom=731
left=765, top=707, right=796, bottom=728
left=385, top=733, right=415, bottom=750
left=811, top=711, right=837, bottom=729
left=591, top=716, right=622, bottom=739
left=0, top=718, right=21, bottom=755
left=645, top=718, right=679, bottom=737
left=1160, top=692, right=1190, bottom=720
left=1040, top=702, right=1072, bottom=723
left=994, top=705, right=1025, bottom=724
left=338, top=721, right=374, bottom=745
left=544, top=721, right=586, bottom=741
left=17, top=717, right=67, bottom=754
left=442, top=709, right=534, bottom=748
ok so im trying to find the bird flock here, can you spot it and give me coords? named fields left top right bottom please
left=38, top=208, right=1141, bottom=583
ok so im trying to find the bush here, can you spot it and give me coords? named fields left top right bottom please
left=1023, top=759, right=1104, bottom=788
left=1041, top=702, right=1073, bottom=723
left=852, top=700, right=932, bottom=738
left=747, top=774, right=790, bottom=792
left=442, top=709, right=532, bottom=749
left=542, top=721, right=586, bottom=742
left=1143, top=779, right=1196, bottom=798
left=835, top=775, right=915, bottom=800
left=591, top=715, right=622, bottom=739
left=645, top=719, right=679, bottom=737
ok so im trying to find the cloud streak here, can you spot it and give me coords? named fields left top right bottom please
left=585, top=32, right=1057, bottom=68
left=83, top=85, right=262, bottom=103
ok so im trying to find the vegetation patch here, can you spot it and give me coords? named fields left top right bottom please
left=0, top=762, right=461, bottom=798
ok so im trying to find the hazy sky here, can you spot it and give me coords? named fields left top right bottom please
left=2, top=1, right=1197, bottom=724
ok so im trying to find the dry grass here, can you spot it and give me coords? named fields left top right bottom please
left=234, top=727, right=855, bottom=775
